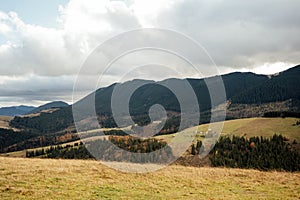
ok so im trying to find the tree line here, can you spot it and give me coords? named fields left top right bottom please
left=25, top=134, right=300, bottom=171
left=263, top=111, right=300, bottom=118
left=26, top=136, right=175, bottom=163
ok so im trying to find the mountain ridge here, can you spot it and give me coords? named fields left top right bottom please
left=8, top=65, right=300, bottom=135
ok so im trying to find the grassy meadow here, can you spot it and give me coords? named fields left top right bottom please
left=1, top=117, right=299, bottom=199
left=157, top=117, right=300, bottom=143
left=0, top=157, right=299, bottom=199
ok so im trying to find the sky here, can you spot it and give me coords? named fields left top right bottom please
left=0, top=0, right=299, bottom=107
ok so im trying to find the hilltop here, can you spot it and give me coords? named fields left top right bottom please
left=26, top=101, right=69, bottom=115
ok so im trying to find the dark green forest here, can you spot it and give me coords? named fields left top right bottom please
left=0, top=128, right=37, bottom=152
left=210, top=135, right=300, bottom=172
left=263, top=111, right=300, bottom=118
left=231, top=65, right=300, bottom=105
left=10, top=106, right=74, bottom=134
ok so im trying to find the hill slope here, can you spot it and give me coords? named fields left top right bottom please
left=0, top=157, right=299, bottom=199
left=232, top=65, right=300, bottom=104
left=156, top=117, right=300, bottom=143
left=198, top=117, right=300, bottom=141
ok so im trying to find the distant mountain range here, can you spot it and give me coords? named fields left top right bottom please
left=0, top=101, right=69, bottom=117
left=0, top=106, right=35, bottom=116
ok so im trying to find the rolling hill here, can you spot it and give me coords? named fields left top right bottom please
left=2, top=117, right=299, bottom=158
left=156, top=117, right=300, bottom=143
left=201, top=117, right=300, bottom=140
left=26, top=101, right=69, bottom=115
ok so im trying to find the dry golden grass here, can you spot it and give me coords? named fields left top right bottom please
left=0, top=157, right=299, bottom=199
left=0, top=116, right=19, bottom=131
left=197, top=117, right=300, bottom=141
left=20, top=108, right=59, bottom=118
left=157, top=117, right=300, bottom=143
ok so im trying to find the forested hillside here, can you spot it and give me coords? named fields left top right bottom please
left=232, top=65, right=300, bottom=104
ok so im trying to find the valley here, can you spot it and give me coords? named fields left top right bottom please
left=2, top=117, right=299, bottom=158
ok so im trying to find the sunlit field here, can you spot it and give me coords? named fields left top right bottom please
left=0, top=157, right=299, bottom=199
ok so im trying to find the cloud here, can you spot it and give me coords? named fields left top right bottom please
left=0, top=0, right=299, bottom=106
left=0, top=74, right=75, bottom=106
left=0, top=12, right=76, bottom=76
left=1, top=0, right=299, bottom=76
left=143, top=0, right=300, bottom=68
left=0, top=11, right=12, bottom=34
left=0, top=0, right=141, bottom=77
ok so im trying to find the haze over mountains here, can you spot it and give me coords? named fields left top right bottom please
left=0, top=101, right=69, bottom=117
left=0, top=106, right=35, bottom=117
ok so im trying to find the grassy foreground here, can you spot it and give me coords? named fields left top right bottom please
left=0, top=157, right=299, bottom=199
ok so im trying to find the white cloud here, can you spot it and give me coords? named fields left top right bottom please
left=0, top=23, right=11, bottom=34
left=0, top=11, right=12, bottom=35
left=129, top=0, right=176, bottom=27
left=252, top=62, right=296, bottom=75
left=0, top=12, right=76, bottom=76
left=59, top=0, right=140, bottom=55
left=0, top=0, right=141, bottom=77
